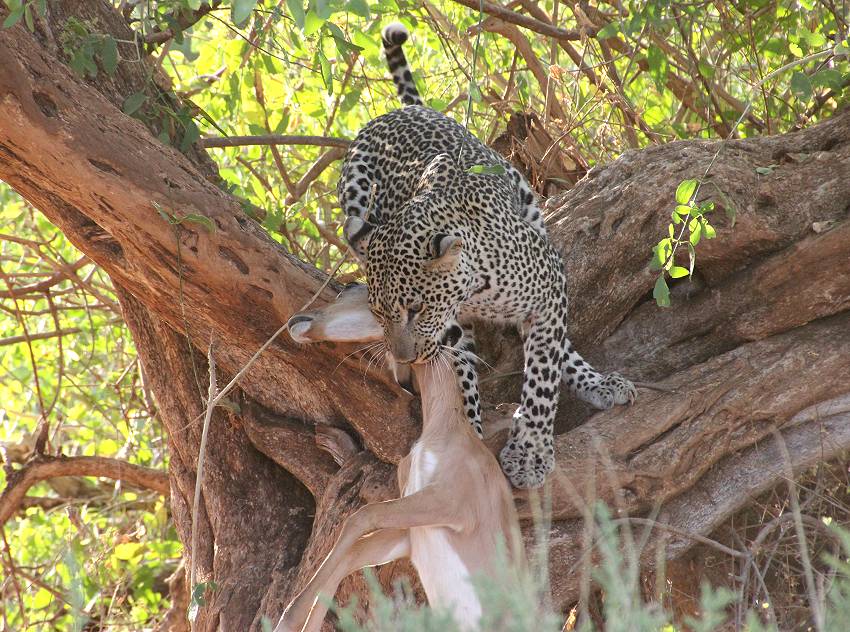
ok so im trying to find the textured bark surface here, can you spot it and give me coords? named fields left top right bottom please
left=1, top=3, right=849, bottom=629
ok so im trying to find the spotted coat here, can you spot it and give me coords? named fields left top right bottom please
left=339, top=23, right=636, bottom=488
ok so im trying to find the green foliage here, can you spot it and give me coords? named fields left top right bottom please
left=188, top=580, right=218, bottom=621
left=59, top=18, right=121, bottom=79
left=2, top=0, right=45, bottom=30
left=0, top=195, right=180, bottom=630
left=650, top=178, right=720, bottom=307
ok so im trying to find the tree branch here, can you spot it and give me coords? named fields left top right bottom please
left=199, top=134, right=352, bottom=150
left=144, top=1, right=223, bottom=46
left=0, top=455, right=169, bottom=525
left=449, top=0, right=594, bottom=42
left=0, top=328, right=82, bottom=346
left=0, top=256, right=89, bottom=298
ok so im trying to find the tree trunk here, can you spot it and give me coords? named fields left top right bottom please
left=1, top=3, right=849, bottom=629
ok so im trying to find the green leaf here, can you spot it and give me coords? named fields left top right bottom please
left=468, top=164, right=506, bottom=176
left=646, top=45, right=668, bottom=87
left=669, top=265, right=689, bottom=278
left=31, top=587, right=53, bottom=609
left=347, top=0, right=370, bottom=18
left=316, top=49, right=332, bottom=94
left=232, top=0, right=258, bottom=25
left=177, top=213, right=215, bottom=232
left=314, top=0, right=334, bottom=19
left=173, top=34, right=199, bottom=62
left=3, top=7, right=24, bottom=29
left=650, top=237, right=671, bottom=271
left=675, top=204, right=692, bottom=217
left=812, top=68, right=844, bottom=91
left=122, top=91, right=146, bottom=115
left=724, top=203, right=736, bottom=228
left=101, top=36, right=118, bottom=75
left=703, top=220, right=716, bottom=239
left=689, top=220, right=702, bottom=246
left=790, top=71, right=812, bottom=101
left=675, top=179, right=698, bottom=205
left=788, top=41, right=803, bottom=57
left=597, top=22, right=620, bottom=39
left=287, top=0, right=306, bottom=29
left=113, top=542, right=143, bottom=560
left=351, top=30, right=380, bottom=57
left=653, top=275, right=671, bottom=307
left=755, top=165, right=776, bottom=175
left=303, top=10, right=323, bottom=36
left=152, top=201, right=181, bottom=225
left=179, top=119, right=201, bottom=152
left=687, top=243, right=696, bottom=276
left=23, top=3, right=33, bottom=31
left=326, top=22, right=363, bottom=56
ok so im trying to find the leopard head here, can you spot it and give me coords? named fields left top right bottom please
left=343, top=161, right=474, bottom=365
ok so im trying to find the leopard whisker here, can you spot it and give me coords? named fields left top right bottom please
left=333, top=341, right=384, bottom=375
left=440, top=344, right=495, bottom=372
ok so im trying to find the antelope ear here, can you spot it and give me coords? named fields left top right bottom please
left=343, top=215, right=375, bottom=258
left=426, top=233, right=463, bottom=270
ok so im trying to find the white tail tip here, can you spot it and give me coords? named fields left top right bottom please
left=381, top=22, right=410, bottom=47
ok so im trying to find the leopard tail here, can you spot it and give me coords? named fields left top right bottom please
left=381, top=22, right=423, bottom=107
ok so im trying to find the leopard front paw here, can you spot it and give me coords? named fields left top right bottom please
left=499, top=436, right=554, bottom=489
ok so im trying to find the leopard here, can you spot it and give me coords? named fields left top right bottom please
left=337, top=22, right=636, bottom=488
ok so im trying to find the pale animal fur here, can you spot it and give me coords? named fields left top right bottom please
left=275, top=286, right=525, bottom=632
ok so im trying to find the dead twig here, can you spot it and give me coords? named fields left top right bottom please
left=0, top=455, right=169, bottom=525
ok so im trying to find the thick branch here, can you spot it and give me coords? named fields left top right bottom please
left=0, top=455, right=169, bottom=525
left=0, top=21, right=416, bottom=464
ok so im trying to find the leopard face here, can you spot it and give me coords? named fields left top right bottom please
left=346, top=205, right=473, bottom=364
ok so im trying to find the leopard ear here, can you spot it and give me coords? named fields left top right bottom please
left=415, top=153, right=461, bottom=195
left=343, top=215, right=375, bottom=258
left=426, top=233, right=463, bottom=270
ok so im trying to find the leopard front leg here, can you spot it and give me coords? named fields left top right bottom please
left=444, top=329, right=483, bottom=438
left=499, top=319, right=562, bottom=489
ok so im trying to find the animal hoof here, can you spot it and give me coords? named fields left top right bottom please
left=287, top=314, right=315, bottom=343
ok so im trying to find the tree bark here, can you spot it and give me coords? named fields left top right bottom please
left=1, top=3, right=849, bottom=629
